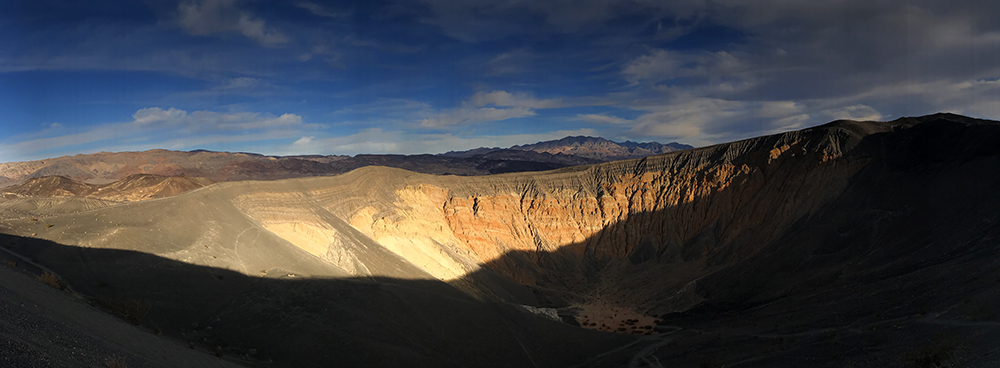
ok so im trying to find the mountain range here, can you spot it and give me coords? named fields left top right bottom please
left=441, top=136, right=692, bottom=161
left=0, top=136, right=689, bottom=189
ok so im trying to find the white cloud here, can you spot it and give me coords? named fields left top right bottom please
left=178, top=0, right=289, bottom=47
left=213, top=112, right=303, bottom=130
left=133, top=107, right=187, bottom=125
left=293, top=136, right=314, bottom=146
left=129, top=108, right=304, bottom=131
left=2, top=107, right=307, bottom=162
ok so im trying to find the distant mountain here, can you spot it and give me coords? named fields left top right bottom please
left=442, top=136, right=692, bottom=162
left=511, top=136, right=693, bottom=161
left=0, top=137, right=689, bottom=189
left=0, top=148, right=600, bottom=188
left=0, top=149, right=349, bottom=188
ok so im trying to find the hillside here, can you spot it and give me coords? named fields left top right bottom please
left=3, top=113, right=1000, bottom=367
left=1, top=174, right=212, bottom=202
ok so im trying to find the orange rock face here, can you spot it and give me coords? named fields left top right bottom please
left=383, top=122, right=880, bottom=303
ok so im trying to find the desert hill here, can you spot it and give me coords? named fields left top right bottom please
left=3, top=113, right=1000, bottom=366
left=1, top=174, right=213, bottom=202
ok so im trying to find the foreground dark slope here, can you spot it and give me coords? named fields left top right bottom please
left=0, top=234, right=631, bottom=368
left=0, top=258, right=242, bottom=368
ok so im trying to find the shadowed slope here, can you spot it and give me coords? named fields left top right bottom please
left=567, top=114, right=1000, bottom=367
left=0, top=261, right=242, bottom=368
left=0, top=234, right=633, bottom=368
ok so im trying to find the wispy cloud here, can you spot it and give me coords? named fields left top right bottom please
left=485, top=49, right=538, bottom=76
left=593, top=98, right=886, bottom=146
left=178, top=0, right=289, bottom=47
left=220, top=76, right=259, bottom=89
left=1, top=107, right=308, bottom=162
left=418, top=90, right=565, bottom=127
left=576, top=113, right=630, bottom=125
left=622, top=49, right=749, bottom=86
left=295, top=2, right=347, bottom=18
left=420, top=107, right=535, bottom=127
left=469, top=90, right=563, bottom=109
left=131, top=107, right=303, bottom=131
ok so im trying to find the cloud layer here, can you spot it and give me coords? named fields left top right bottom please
left=2, top=0, right=1000, bottom=161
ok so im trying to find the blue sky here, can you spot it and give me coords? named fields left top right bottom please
left=2, top=0, right=999, bottom=162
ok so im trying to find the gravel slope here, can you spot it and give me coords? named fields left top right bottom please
left=0, top=263, right=244, bottom=368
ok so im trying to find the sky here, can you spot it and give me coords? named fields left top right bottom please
left=1, top=0, right=999, bottom=162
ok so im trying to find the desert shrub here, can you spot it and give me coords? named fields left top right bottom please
left=38, top=272, right=64, bottom=290
left=105, top=355, right=127, bottom=368
left=94, top=296, right=151, bottom=326
left=905, top=335, right=967, bottom=368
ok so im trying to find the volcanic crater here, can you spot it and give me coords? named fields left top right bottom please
left=3, top=113, right=1000, bottom=367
